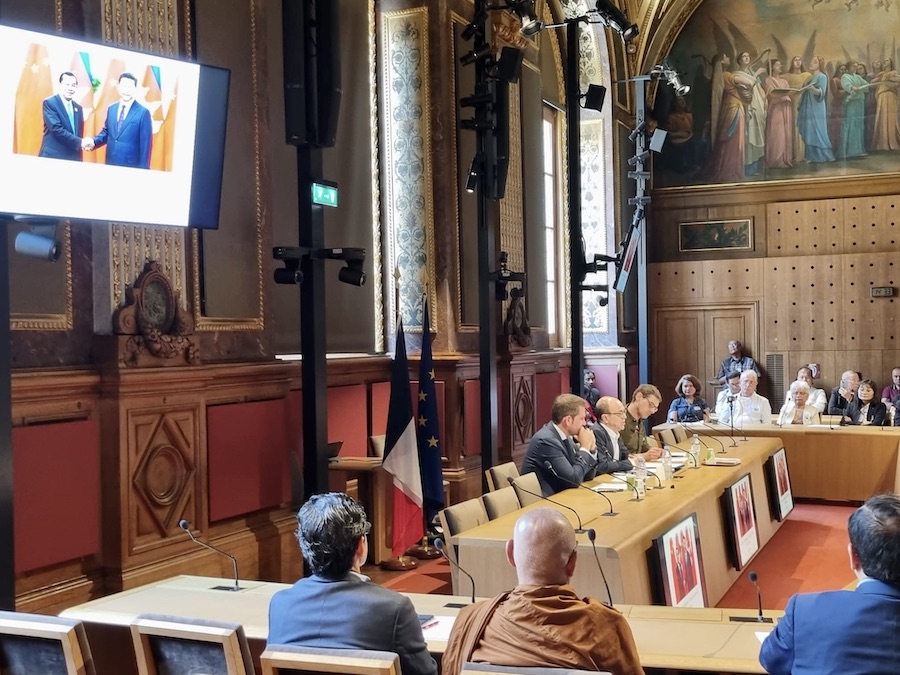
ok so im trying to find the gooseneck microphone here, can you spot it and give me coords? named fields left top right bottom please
left=178, top=519, right=241, bottom=591
left=542, top=461, right=618, bottom=516
left=586, top=529, right=614, bottom=608
left=434, top=538, right=476, bottom=604
left=508, top=476, right=589, bottom=533
left=694, top=423, right=727, bottom=453
left=730, top=570, right=773, bottom=623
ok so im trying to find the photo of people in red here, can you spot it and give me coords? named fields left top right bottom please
left=735, top=480, right=754, bottom=536
left=729, top=474, right=761, bottom=568
left=776, top=452, right=790, bottom=496
left=662, top=515, right=705, bottom=607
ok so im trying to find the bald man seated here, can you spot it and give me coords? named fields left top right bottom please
left=442, top=508, right=645, bottom=675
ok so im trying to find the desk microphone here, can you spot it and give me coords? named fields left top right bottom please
left=508, top=476, right=589, bottom=533
left=586, top=529, right=614, bottom=608
left=433, top=538, right=476, bottom=604
left=696, top=423, right=729, bottom=452
left=542, top=461, right=618, bottom=516
left=178, top=519, right=241, bottom=591
left=730, top=570, right=773, bottom=623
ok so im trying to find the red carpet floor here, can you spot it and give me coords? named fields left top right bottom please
left=371, top=502, right=857, bottom=609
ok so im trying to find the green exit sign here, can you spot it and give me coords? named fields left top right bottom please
left=311, top=182, right=338, bottom=207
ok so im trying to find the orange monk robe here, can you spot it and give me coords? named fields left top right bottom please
left=442, top=585, right=645, bottom=675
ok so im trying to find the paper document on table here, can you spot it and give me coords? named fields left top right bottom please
left=755, top=631, right=771, bottom=644
left=421, top=616, right=455, bottom=641
left=593, top=483, right=628, bottom=492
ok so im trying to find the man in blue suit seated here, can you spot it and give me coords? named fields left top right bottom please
left=38, top=71, right=87, bottom=161
left=521, top=393, right=598, bottom=496
left=267, top=492, right=437, bottom=675
left=759, top=493, right=900, bottom=674
left=89, top=72, right=152, bottom=168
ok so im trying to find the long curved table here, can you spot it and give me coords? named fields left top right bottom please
left=456, top=436, right=785, bottom=607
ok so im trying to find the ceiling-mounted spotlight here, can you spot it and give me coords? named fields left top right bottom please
left=460, top=43, right=492, bottom=66
left=651, top=58, right=691, bottom=96
left=12, top=216, right=60, bottom=262
left=594, top=0, right=639, bottom=42
left=465, top=155, right=483, bottom=193
left=461, top=9, right=488, bottom=41
left=507, top=0, right=543, bottom=37
left=627, top=150, right=650, bottom=167
left=627, top=120, right=647, bottom=142
left=582, top=84, right=606, bottom=112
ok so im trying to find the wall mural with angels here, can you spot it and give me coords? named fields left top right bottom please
left=652, top=0, right=900, bottom=188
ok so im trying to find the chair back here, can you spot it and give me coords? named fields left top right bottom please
left=672, top=425, right=689, bottom=443
left=130, top=614, right=254, bottom=675
left=0, top=611, right=96, bottom=675
left=462, top=663, right=611, bottom=675
left=655, top=428, right=677, bottom=447
left=485, top=462, right=519, bottom=492
left=368, top=435, right=386, bottom=458
left=260, top=644, right=399, bottom=675
left=509, top=472, right=542, bottom=506
left=437, top=497, right=489, bottom=595
left=481, top=485, right=521, bottom=520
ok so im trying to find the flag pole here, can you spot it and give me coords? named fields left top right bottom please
left=408, top=273, right=441, bottom=560
left=380, top=267, right=419, bottom=571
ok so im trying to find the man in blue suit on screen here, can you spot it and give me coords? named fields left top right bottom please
left=90, top=72, right=152, bottom=168
left=759, top=493, right=900, bottom=674
left=38, top=72, right=87, bottom=161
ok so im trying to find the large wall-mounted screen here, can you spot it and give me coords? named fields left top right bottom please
left=0, top=24, right=229, bottom=229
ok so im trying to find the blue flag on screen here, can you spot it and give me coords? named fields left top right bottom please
left=416, top=298, right=445, bottom=524
left=382, top=319, right=424, bottom=557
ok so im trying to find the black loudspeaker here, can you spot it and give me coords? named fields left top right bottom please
left=491, top=80, right=510, bottom=200
left=282, top=0, right=342, bottom=148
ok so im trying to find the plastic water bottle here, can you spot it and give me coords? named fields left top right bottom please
left=661, top=445, right=674, bottom=480
left=634, top=454, right=647, bottom=480
left=690, top=434, right=702, bottom=468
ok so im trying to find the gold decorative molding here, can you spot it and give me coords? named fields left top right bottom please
left=192, top=0, right=265, bottom=332
left=11, top=224, right=74, bottom=332
left=369, top=0, right=385, bottom=352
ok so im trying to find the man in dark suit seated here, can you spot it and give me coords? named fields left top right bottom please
left=521, top=394, right=598, bottom=496
left=759, top=493, right=900, bottom=674
left=267, top=493, right=437, bottom=675
left=587, top=396, right=635, bottom=475
left=827, top=370, right=860, bottom=415
left=442, top=507, right=645, bottom=675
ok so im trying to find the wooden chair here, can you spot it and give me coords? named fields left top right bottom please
left=655, top=428, right=677, bottom=447
left=0, top=610, right=96, bottom=675
left=130, top=614, right=254, bottom=675
left=485, top=461, right=519, bottom=492
left=672, top=425, right=689, bottom=443
left=462, top=664, right=611, bottom=675
left=260, top=645, right=399, bottom=675
left=509, top=472, right=543, bottom=506
left=481, top=485, right=520, bottom=520
left=437, top=497, right=489, bottom=595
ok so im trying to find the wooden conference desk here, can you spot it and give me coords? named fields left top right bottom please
left=456, top=437, right=784, bottom=607
left=659, top=422, right=900, bottom=501
left=60, top=575, right=779, bottom=674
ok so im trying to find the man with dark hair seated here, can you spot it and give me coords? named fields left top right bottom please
left=442, top=507, right=644, bottom=675
left=759, top=493, right=900, bottom=674
left=267, top=492, right=437, bottom=675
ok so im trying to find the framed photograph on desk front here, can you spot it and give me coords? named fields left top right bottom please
left=650, top=513, right=707, bottom=608
left=765, top=447, right=794, bottom=521
left=722, top=473, right=760, bottom=570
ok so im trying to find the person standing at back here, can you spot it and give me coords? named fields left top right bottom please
left=759, top=493, right=900, bottom=674
left=715, top=340, right=760, bottom=384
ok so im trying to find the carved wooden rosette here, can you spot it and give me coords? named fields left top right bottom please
left=111, top=261, right=199, bottom=367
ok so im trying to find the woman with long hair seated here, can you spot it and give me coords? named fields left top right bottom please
left=843, top=379, right=887, bottom=426
left=777, top=379, right=821, bottom=425
left=667, top=374, right=710, bottom=423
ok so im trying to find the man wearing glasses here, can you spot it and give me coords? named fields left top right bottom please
left=620, top=384, right=664, bottom=460
left=587, top=396, right=636, bottom=474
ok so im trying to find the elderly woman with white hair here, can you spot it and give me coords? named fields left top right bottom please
left=777, top=380, right=822, bottom=426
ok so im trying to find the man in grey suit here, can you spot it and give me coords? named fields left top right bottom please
left=267, top=493, right=437, bottom=675
left=521, top=393, right=598, bottom=496
left=588, top=396, right=635, bottom=475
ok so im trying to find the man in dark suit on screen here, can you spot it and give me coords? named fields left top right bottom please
left=38, top=72, right=87, bottom=161
left=89, top=72, right=152, bottom=168
left=521, top=393, right=598, bottom=496
left=759, top=493, right=900, bottom=674
left=267, top=492, right=437, bottom=675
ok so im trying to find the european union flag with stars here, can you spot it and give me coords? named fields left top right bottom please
left=417, top=297, right=445, bottom=525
